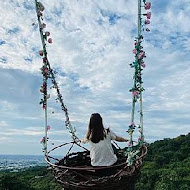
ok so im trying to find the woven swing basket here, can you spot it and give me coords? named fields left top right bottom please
left=45, top=143, right=147, bottom=190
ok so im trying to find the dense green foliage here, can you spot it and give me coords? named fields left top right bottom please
left=0, top=166, right=61, bottom=190
left=0, top=133, right=189, bottom=190
left=136, top=133, right=190, bottom=190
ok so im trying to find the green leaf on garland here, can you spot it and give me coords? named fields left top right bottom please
left=43, top=34, right=47, bottom=41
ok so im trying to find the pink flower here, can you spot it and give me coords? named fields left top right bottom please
left=138, top=137, right=142, bottom=141
left=37, top=11, right=43, bottom=17
left=48, top=38, right=53, bottom=43
left=40, top=23, right=46, bottom=29
left=145, top=2, right=151, bottom=10
left=145, top=20, right=150, bottom=25
left=128, top=142, right=132, bottom=147
left=131, top=122, right=135, bottom=126
left=134, top=42, right=137, bottom=46
left=43, top=57, right=47, bottom=63
left=45, top=31, right=50, bottom=36
left=146, top=12, right=152, bottom=19
left=146, top=28, right=150, bottom=32
left=47, top=125, right=51, bottom=131
left=142, top=63, right=146, bottom=68
left=40, top=136, right=45, bottom=143
left=39, top=50, right=43, bottom=56
left=132, top=91, right=139, bottom=97
left=43, top=68, right=48, bottom=73
left=132, top=49, right=137, bottom=54
left=42, top=105, right=46, bottom=109
left=138, top=51, right=146, bottom=59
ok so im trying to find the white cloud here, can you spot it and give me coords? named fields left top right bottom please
left=0, top=121, right=9, bottom=127
left=0, top=0, right=190, bottom=154
left=0, top=100, right=18, bottom=111
left=0, top=136, right=14, bottom=143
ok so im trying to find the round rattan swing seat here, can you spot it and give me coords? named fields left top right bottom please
left=45, top=142, right=147, bottom=190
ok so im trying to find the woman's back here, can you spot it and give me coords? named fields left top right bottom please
left=89, top=129, right=117, bottom=166
left=84, top=113, right=128, bottom=166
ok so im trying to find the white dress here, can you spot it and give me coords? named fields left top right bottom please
left=88, top=129, right=117, bottom=166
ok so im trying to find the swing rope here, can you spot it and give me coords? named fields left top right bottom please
left=35, top=0, right=79, bottom=154
left=127, top=0, right=151, bottom=165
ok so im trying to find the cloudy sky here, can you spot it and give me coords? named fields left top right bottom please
left=0, top=0, right=189, bottom=155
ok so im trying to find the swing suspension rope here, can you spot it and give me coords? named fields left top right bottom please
left=35, top=0, right=151, bottom=162
left=127, top=0, right=152, bottom=165
left=35, top=0, right=79, bottom=154
left=129, top=0, right=144, bottom=147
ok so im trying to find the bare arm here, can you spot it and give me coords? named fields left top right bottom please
left=115, top=136, right=128, bottom=142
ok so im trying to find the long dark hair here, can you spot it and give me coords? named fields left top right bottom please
left=86, top=113, right=106, bottom=143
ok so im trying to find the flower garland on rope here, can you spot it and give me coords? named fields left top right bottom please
left=127, top=0, right=151, bottom=165
left=34, top=1, right=79, bottom=151
left=35, top=0, right=151, bottom=158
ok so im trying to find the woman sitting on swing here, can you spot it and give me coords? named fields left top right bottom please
left=82, top=113, right=128, bottom=167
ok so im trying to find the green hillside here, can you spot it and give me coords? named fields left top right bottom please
left=0, top=133, right=190, bottom=190
left=0, top=166, right=61, bottom=190
left=136, top=133, right=190, bottom=190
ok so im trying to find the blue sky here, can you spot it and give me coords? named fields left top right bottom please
left=0, top=0, right=190, bottom=155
